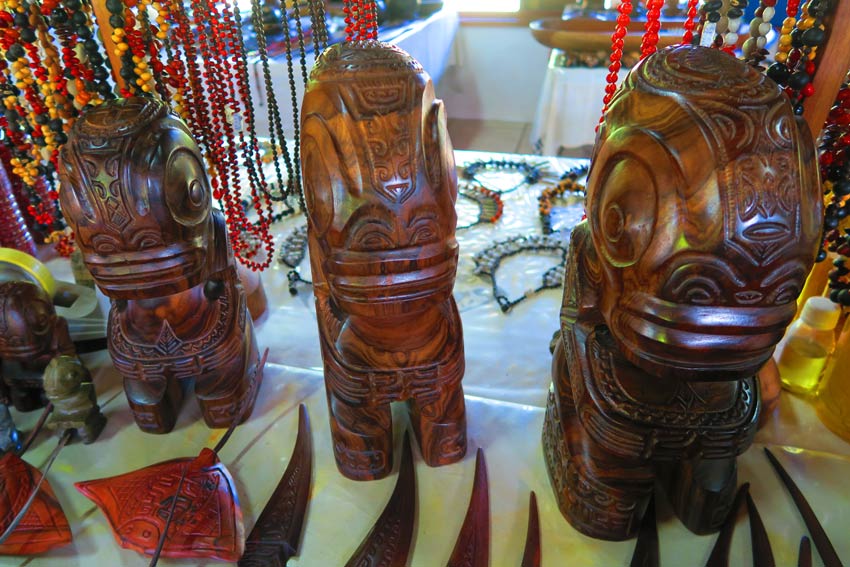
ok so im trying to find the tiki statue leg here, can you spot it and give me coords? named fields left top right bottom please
left=408, top=384, right=467, bottom=468
left=658, top=456, right=738, bottom=535
left=124, top=374, right=183, bottom=434
left=326, top=388, right=393, bottom=481
left=195, top=329, right=261, bottom=429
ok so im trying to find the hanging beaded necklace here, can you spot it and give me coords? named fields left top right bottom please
left=767, top=0, right=831, bottom=114
left=473, top=234, right=569, bottom=313
left=743, top=0, right=776, bottom=66
left=598, top=0, right=632, bottom=128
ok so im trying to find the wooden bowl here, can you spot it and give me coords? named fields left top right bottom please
left=529, top=16, right=686, bottom=53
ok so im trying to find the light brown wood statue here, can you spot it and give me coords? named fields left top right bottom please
left=542, top=45, right=822, bottom=540
left=0, top=281, right=75, bottom=411
left=58, top=98, right=261, bottom=434
left=43, top=355, right=106, bottom=444
left=301, top=41, right=466, bottom=480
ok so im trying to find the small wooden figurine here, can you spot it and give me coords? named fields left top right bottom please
left=58, top=98, right=262, bottom=433
left=43, top=356, right=106, bottom=444
left=301, top=41, right=466, bottom=480
left=0, top=281, right=75, bottom=412
left=542, top=45, right=822, bottom=540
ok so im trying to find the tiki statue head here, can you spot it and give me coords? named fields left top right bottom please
left=59, top=97, right=214, bottom=300
left=301, top=41, right=459, bottom=318
left=0, top=281, right=59, bottom=359
left=586, top=45, right=822, bottom=381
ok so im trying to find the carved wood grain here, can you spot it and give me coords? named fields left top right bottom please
left=544, top=45, right=822, bottom=541
left=345, top=432, right=416, bottom=567
left=301, top=41, right=466, bottom=480
left=59, top=98, right=261, bottom=433
left=240, top=404, right=313, bottom=566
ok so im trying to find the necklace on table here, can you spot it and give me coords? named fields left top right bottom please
left=538, top=167, right=588, bottom=235
left=278, top=223, right=312, bottom=295
left=456, top=182, right=503, bottom=230
left=473, top=234, right=568, bottom=313
left=461, top=159, right=547, bottom=194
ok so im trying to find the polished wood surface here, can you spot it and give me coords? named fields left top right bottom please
left=301, top=41, right=466, bottom=480
left=446, top=448, right=489, bottom=567
left=345, top=432, right=416, bottom=567
left=0, top=452, right=71, bottom=555
left=76, top=448, right=244, bottom=562
left=0, top=281, right=75, bottom=412
left=543, top=45, right=823, bottom=540
left=59, top=98, right=261, bottom=433
left=240, top=404, right=313, bottom=566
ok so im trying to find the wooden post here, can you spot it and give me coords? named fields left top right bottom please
left=802, top=0, right=850, bottom=142
left=90, top=0, right=127, bottom=92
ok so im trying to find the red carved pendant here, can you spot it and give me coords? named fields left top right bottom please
left=0, top=452, right=71, bottom=555
left=75, top=448, right=244, bottom=562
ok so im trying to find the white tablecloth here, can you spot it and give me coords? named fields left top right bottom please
left=9, top=150, right=850, bottom=566
left=529, top=52, right=622, bottom=155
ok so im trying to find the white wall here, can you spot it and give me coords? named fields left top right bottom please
left=436, top=25, right=551, bottom=123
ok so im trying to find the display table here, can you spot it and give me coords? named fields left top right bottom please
left=249, top=8, right=459, bottom=139
left=10, top=150, right=849, bottom=566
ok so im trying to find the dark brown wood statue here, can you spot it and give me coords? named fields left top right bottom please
left=301, top=41, right=466, bottom=480
left=58, top=98, right=262, bottom=434
left=542, top=45, right=822, bottom=540
left=0, top=281, right=75, bottom=412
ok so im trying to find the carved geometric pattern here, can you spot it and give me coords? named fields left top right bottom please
left=75, top=449, right=244, bottom=562
left=0, top=452, right=72, bottom=555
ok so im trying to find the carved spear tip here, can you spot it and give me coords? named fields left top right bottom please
left=446, top=448, right=490, bottom=567
left=745, top=491, right=775, bottom=567
left=799, top=536, right=812, bottom=567
left=344, top=431, right=416, bottom=567
left=630, top=494, right=659, bottom=567
left=521, top=491, right=541, bottom=567
left=763, top=448, right=843, bottom=567
left=239, top=403, right=314, bottom=567
left=705, top=482, right=749, bottom=567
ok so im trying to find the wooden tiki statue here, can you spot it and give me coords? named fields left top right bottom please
left=542, top=45, right=822, bottom=540
left=301, top=41, right=466, bottom=480
left=59, top=98, right=261, bottom=434
left=0, top=281, right=75, bottom=411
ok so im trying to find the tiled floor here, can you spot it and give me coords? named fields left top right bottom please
left=447, top=118, right=593, bottom=158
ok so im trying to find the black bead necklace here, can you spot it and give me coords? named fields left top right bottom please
left=473, top=234, right=568, bottom=313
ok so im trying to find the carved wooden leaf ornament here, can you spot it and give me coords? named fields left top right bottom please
left=0, top=452, right=71, bottom=555
left=75, top=448, right=244, bottom=561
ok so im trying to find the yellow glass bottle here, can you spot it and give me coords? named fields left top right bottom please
left=815, top=314, right=850, bottom=442
left=776, top=297, right=840, bottom=395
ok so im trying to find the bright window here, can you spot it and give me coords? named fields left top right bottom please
left=444, top=0, right=521, bottom=12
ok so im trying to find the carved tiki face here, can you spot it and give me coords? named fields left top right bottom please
left=0, top=281, right=58, bottom=359
left=587, top=45, right=822, bottom=381
left=59, top=98, right=213, bottom=300
left=301, top=41, right=459, bottom=318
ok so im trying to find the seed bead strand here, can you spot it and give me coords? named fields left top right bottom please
left=743, top=0, right=776, bottom=66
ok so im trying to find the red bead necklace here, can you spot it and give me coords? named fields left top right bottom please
left=682, top=0, right=700, bottom=44
left=641, top=0, right=664, bottom=58
left=598, top=0, right=632, bottom=129
left=344, top=0, right=378, bottom=42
